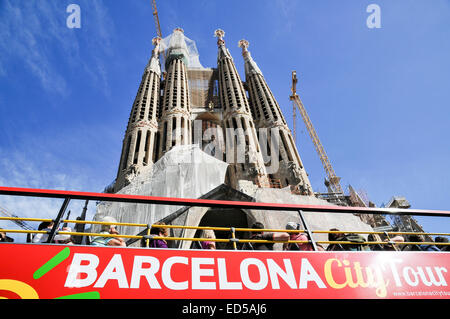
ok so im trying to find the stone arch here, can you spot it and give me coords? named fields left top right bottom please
left=184, top=207, right=254, bottom=250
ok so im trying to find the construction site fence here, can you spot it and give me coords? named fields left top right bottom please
left=0, top=186, right=449, bottom=251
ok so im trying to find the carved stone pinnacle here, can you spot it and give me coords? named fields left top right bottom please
left=238, top=39, right=249, bottom=50
left=214, top=29, right=225, bottom=39
left=152, top=37, right=161, bottom=46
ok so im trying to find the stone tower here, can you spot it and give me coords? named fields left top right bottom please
left=215, top=29, right=270, bottom=188
left=115, top=37, right=162, bottom=192
left=239, top=39, right=313, bottom=195
left=158, top=28, right=192, bottom=159
left=113, top=28, right=313, bottom=196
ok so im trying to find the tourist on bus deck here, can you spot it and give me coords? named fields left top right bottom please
left=148, top=222, right=169, bottom=248
left=434, top=236, right=450, bottom=251
left=384, top=235, right=405, bottom=251
left=283, top=222, right=313, bottom=251
left=403, top=234, right=439, bottom=251
left=54, top=227, right=75, bottom=245
left=325, top=228, right=346, bottom=251
left=367, top=233, right=384, bottom=251
left=243, top=222, right=289, bottom=250
left=200, top=229, right=216, bottom=249
left=90, top=216, right=126, bottom=247
left=32, top=221, right=71, bottom=244
left=0, top=228, right=13, bottom=242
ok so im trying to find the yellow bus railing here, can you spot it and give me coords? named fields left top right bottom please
left=1, top=186, right=449, bottom=250
left=1, top=216, right=449, bottom=249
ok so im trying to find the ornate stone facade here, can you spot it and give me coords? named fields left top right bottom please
left=114, top=28, right=313, bottom=195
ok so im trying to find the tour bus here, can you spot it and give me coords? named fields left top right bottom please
left=0, top=186, right=449, bottom=301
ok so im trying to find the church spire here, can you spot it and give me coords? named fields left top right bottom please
left=215, top=29, right=233, bottom=61
left=215, top=29, right=270, bottom=188
left=158, top=28, right=192, bottom=157
left=114, top=37, right=162, bottom=191
left=238, top=39, right=262, bottom=77
left=240, top=39, right=313, bottom=195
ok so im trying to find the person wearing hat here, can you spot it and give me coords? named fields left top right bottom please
left=54, top=227, right=75, bottom=245
left=90, top=216, right=126, bottom=247
left=283, top=222, right=313, bottom=251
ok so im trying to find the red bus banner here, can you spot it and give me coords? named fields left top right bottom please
left=0, top=243, right=449, bottom=299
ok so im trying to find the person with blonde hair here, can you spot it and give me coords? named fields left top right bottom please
left=200, top=229, right=216, bottom=250
left=91, top=216, right=126, bottom=247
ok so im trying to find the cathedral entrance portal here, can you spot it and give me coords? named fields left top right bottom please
left=191, top=208, right=253, bottom=250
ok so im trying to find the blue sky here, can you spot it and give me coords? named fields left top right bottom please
left=0, top=0, right=449, bottom=239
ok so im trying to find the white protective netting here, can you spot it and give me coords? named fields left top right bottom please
left=93, top=145, right=228, bottom=239
left=159, top=28, right=205, bottom=69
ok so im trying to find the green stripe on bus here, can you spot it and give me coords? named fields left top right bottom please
left=33, top=247, right=71, bottom=280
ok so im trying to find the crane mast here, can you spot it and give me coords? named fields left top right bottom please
left=0, top=205, right=33, bottom=230
left=151, top=0, right=162, bottom=38
left=151, top=0, right=166, bottom=62
left=289, top=71, right=344, bottom=195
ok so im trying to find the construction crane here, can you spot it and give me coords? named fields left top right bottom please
left=151, top=0, right=162, bottom=38
left=151, top=0, right=166, bottom=62
left=289, top=71, right=344, bottom=195
left=0, top=205, right=34, bottom=231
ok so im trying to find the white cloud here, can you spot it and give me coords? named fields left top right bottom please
left=0, top=148, right=100, bottom=242
left=0, top=1, right=68, bottom=95
left=0, top=0, right=115, bottom=97
left=80, top=0, right=116, bottom=96
left=273, top=0, right=297, bottom=35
